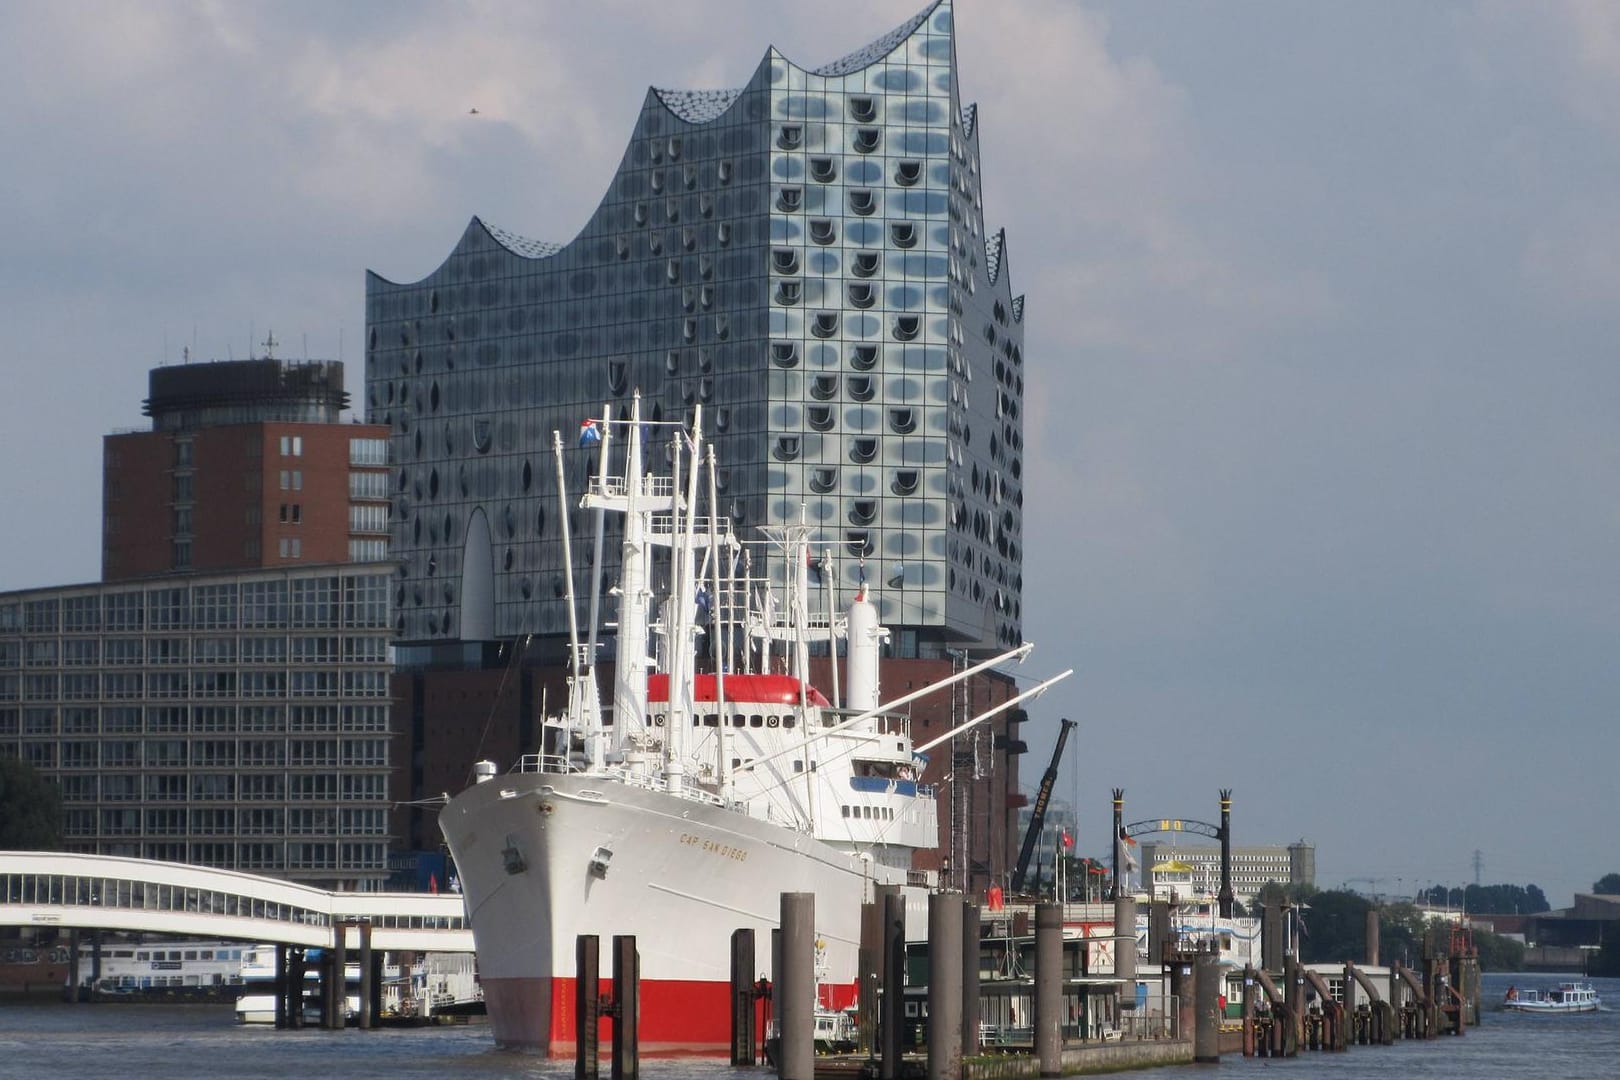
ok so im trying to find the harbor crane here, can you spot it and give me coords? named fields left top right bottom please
left=1010, top=717, right=1077, bottom=894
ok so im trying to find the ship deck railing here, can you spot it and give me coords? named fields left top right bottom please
left=506, top=753, right=734, bottom=810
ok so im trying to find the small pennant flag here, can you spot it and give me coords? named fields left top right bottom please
left=579, top=418, right=602, bottom=446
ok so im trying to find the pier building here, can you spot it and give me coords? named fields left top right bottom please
left=1137, top=839, right=1316, bottom=905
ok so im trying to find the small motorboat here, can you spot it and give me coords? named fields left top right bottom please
left=1502, top=982, right=1601, bottom=1013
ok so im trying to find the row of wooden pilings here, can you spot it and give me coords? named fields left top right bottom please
left=571, top=888, right=1206, bottom=1080
left=271, top=919, right=385, bottom=1030
left=1242, top=905, right=1482, bottom=1057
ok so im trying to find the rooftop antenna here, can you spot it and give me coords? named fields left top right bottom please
left=262, top=330, right=279, bottom=360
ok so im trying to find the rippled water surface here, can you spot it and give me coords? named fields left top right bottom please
left=0, top=974, right=1613, bottom=1080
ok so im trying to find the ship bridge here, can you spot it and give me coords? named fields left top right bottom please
left=0, top=851, right=472, bottom=952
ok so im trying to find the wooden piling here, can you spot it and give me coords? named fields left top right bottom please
left=927, top=892, right=963, bottom=1080
left=1034, top=902, right=1063, bottom=1079
left=730, top=929, right=757, bottom=1066
left=576, top=934, right=600, bottom=1080
left=779, top=894, right=815, bottom=1080
left=1193, top=943, right=1220, bottom=1063
left=611, top=934, right=639, bottom=1080
left=881, top=890, right=905, bottom=1080
left=961, top=899, right=981, bottom=1060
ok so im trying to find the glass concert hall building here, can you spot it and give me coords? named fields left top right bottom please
left=365, top=0, right=1026, bottom=664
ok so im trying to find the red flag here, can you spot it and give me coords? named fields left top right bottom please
left=429, top=873, right=439, bottom=894
left=1061, top=829, right=1074, bottom=851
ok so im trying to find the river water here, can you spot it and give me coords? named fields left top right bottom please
left=0, top=974, right=1613, bottom=1079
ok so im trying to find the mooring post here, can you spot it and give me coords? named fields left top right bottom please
left=779, top=893, right=815, bottom=1080
left=1388, top=961, right=1402, bottom=1039
left=1365, top=909, right=1380, bottom=967
left=611, top=934, right=639, bottom=1080
left=1285, top=953, right=1303, bottom=1056
left=1148, top=900, right=1170, bottom=966
left=370, top=950, right=384, bottom=1030
left=881, top=889, right=905, bottom=1080
left=66, top=929, right=80, bottom=1003
left=731, top=928, right=757, bottom=1066
left=928, top=892, right=963, bottom=1080
left=1193, top=942, right=1220, bottom=1063
left=358, top=920, right=374, bottom=1030
left=1111, top=789, right=1125, bottom=896
left=960, top=898, right=981, bottom=1060
left=859, top=897, right=879, bottom=1055
left=273, top=945, right=288, bottom=1028
left=1342, top=963, right=1357, bottom=1045
left=1034, top=902, right=1063, bottom=1078
left=1261, top=901, right=1282, bottom=973
left=1113, top=891, right=1136, bottom=1022
left=329, top=921, right=348, bottom=1030
left=288, top=947, right=307, bottom=1030
left=576, top=934, right=600, bottom=1080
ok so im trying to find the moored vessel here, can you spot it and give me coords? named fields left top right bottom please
left=1501, top=981, right=1601, bottom=1013
left=439, top=401, right=1063, bottom=1053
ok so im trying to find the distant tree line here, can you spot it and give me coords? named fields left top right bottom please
left=1247, top=883, right=1526, bottom=972
left=0, top=758, right=62, bottom=850
left=1418, top=883, right=1548, bottom=914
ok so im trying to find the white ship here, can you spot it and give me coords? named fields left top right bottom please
left=439, top=400, right=1063, bottom=1053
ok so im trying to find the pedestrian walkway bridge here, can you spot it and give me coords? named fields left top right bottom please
left=0, top=851, right=472, bottom=952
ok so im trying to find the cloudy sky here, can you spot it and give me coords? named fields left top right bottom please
left=3, top=0, right=1617, bottom=908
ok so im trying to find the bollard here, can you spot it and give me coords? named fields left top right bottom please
left=778, top=894, right=815, bottom=1080
left=1193, top=943, right=1220, bottom=1063
left=330, top=922, right=348, bottom=1030
left=577, top=937, right=603, bottom=1076
left=730, top=929, right=757, bottom=1066
left=611, top=935, right=639, bottom=1080
left=927, top=892, right=963, bottom=1080
left=358, top=921, right=374, bottom=1030
left=1033, top=902, right=1063, bottom=1078
left=961, top=899, right=981, bottom=1060
left=1113, top=892, right=1136, bottom=1013
left=881, top=890, right=905, bottom=1080
left=274, top=944, right=289, bottom=1029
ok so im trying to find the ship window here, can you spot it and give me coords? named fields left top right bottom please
left=784, top=717, right=797, bottom=729
left=751, top=715, right=763, bottom=727
left=842, top=805, right=851, bottom=818
left=705, top=714, right=719, bottom=727
left=732, top=715, right=746, bottom=727
left=794, top=760, right=803, bottom=772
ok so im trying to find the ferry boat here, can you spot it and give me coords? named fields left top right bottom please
left=439, top=401, right=1063, bottom=1053
left=1502, top=981, right=1601, bottom=1013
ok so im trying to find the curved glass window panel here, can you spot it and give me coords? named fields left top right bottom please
left=811, top=375, right=839, bottom=400
left=891, top=469, right=920, bottom=495
left=810, top=467, right=838, bottom=494
left=849, top=376, right=875, bottom=401
left=888, top=408, right=917, bottom=434
left=890, top=223, right=918, bottom=249
left=848, top=190, right=877, bottom=216
left=771, top=341, right=800, bottom=367
left=895, top=160, right=923, bottom=187
left=772, top=248, right=800, bottom=274
left=848, top=96, right=877, bottom=122
left=812, top=312, right=840, bottom=338
left=777, top=187, right=803, bottom=212
left=893, top=316, right=921, bottom=342
left=852, top=252, right=881, bottom=279
left=809, top=157, right=837, bottom=183
left=846, top=530, right=874, bottom=556
left=608, top=361, right=628, bottom=395
left=775, top=281, right=801, bottom=305
left=773, top=436, right=801, bottom=461
left=850, top=500, right=878, bottom=526
left=809, top=219, right=837, bottom=245
left=853, top=127, right=881, bottom=154
left=717, top=223, right=732, bottom=245
left=851, top=344, right=879, bottom=370
left=717, top=160, right=733, bottom=184
left=850, top=438, right=878, bottom=464
left=777, top=124, right=803, bottom=150
left=808, top=405, right=835, bottom=431
left=848, top=282, right=876, bottom=309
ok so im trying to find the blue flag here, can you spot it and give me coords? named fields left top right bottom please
left=579, top=418, right=602, bottom=447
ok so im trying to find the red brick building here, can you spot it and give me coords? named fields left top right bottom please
left=102, top=359, right=389, bottom=581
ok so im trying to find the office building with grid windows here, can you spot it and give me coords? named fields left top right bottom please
left=366, top=0, right=1025, bottom=663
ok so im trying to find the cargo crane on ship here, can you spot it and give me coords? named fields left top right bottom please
left=1010, top=717, right=1077, bottom=894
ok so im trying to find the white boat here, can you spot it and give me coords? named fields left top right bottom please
left=1502, top=981, right=1601, bottom=1013
left=233, top=945, right=364, bottom=1025
left=439, top=401, right=1063, bottom=1053
left=77, top=939, right=248, bottom=999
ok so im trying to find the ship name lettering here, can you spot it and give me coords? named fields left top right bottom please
left=677, top=833, right=748, bottom=862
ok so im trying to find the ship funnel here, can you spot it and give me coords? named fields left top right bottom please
left=472, top=760, right=499, bottom=784
left=846, top=591, right=886, bottom=713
